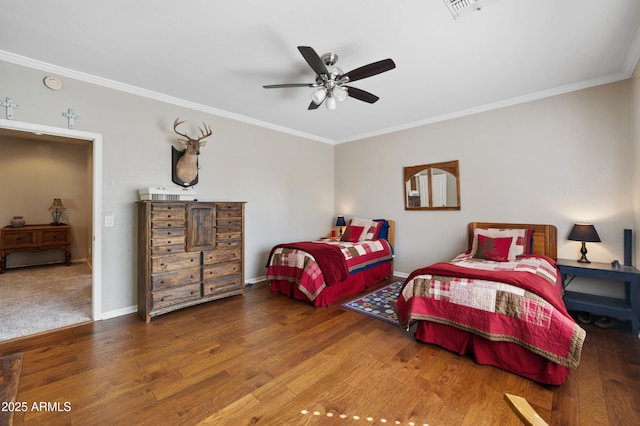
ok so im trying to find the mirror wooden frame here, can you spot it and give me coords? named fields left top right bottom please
left=404, top=160, right=461, bottom=210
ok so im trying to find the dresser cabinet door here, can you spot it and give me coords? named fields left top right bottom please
left=187, top=203, right=216, bottom=251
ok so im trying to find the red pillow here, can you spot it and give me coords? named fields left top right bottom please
left=341, top=225, right=365, bottom=243
left=474, top=234, right=513, bottom=262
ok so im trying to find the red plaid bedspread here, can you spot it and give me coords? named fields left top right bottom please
left=396, top=253, right=585, bottom=369
left=266, top=239, right=393, bottom=301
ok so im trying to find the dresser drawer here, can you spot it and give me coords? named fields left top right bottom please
left=216, top=231, right=241, bottom=244
left=2, top=231, right=33, bottom=247
left=151, top=205, right=186, bottom=228
left=216, top=203, right=242, bottom=216
left=151, top=267, right=201, bottom=291
left=203, top=274, right=242, bottom=297
left=202, top=248, right=241, bottom=265
left=152, top=283, right=201, bottom=309
left=151, top=244, right=185, bottom=256
left=151, top=235, right=186, bottom=248
left=216, top=240, right=241, bottom=249
left=203, top=261, right=241, bottom=279
left=151, top=252, right=200, bottom=273
left=41, top=230, right=69, bottom=244
left=151, top=218, right=186, bottom=229
left=151, top=228, right=186, bottom=238
left=217, top=217, right=242, bottom=228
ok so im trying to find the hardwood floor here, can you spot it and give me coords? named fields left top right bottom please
left=1, top=278, right=639, bottom=425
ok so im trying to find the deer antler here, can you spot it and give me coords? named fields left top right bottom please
left=198, top=123, right=213, bottom=141
left=173, top=118, right=189, bottom=140
left=174, top=118, right=213, bottom=141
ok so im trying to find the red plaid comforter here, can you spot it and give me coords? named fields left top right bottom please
left=266, top=239, right=393, bottom=301
left=396, top=253, right=585, bottom=369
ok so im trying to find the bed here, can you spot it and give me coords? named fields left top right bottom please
left=395, top=222, right=586, bottom=385
left=266, top=218, right=394, bottom=307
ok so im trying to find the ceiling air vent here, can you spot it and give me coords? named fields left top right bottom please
left=444, top=0, right=482, bottom=19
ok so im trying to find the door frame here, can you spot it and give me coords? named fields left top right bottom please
left=0, top=118, right=103, bottom=320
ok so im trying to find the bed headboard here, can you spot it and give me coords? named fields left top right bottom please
left=468, top=222, right=557, bottom=260
left=386, top=220, right=395, bottom=249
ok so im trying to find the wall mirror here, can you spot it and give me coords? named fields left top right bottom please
left=404, top=160, right=460, bottom=210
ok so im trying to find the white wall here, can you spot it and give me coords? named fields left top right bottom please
left=0, top=59, right=335, bottom=316
left=336, top=81, right=633, bottom=298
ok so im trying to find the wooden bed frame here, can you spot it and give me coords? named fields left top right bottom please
left=468, top=222, right=557, bottom=260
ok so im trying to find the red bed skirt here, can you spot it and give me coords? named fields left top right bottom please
left=269, top=262, right=393, bottom=307
left=415, top=321, right=571, bottom=385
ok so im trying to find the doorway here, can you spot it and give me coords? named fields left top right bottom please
left=0, top=119, right=102, bottom=325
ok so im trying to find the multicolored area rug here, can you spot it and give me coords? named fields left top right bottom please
left=341, top=281, right=403, bottom=326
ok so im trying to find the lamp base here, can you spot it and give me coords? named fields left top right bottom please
left=577, top=242, right=590, bottom=263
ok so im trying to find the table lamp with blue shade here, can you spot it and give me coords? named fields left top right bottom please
left=568, top=223, right=601, bottom=263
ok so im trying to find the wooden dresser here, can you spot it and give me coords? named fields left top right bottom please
left=137, top=201, right=245, bottom=322
left=0, top=224, right=71, bottom=273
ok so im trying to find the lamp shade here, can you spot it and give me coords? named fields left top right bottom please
left=335, top=215, right=346, bottom=227
left=568, top=224, right=601, bottom=243
left=49, top=198, right=66, bottom=211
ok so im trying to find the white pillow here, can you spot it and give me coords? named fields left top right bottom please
left=471, top=228, right=524, bottom=260
left=350, top=217, right=375, bottom=241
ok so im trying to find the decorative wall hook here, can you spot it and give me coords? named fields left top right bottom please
left=62, top=108, right=80, bottom=129
left=0, top=96, right=20, bottom=120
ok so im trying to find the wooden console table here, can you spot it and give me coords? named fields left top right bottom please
left=0, top=224, right=71, bottom=273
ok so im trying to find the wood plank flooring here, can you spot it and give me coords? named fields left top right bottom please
left=1, top=278, right=639, bottom=425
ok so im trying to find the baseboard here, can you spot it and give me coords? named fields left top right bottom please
left=102, top=305, right=137, bottom=320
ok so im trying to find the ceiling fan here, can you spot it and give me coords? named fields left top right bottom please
left=263, top=46, right=396, bottom=111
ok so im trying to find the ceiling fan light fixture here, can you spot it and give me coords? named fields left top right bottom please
left=311, top=88, right=327, bottom=105
left=325, top=94, right=337, bottom=111
left=334, top=86, right=348, bottom=103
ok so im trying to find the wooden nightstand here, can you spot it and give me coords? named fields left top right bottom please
left=557, top=258, right=639, bottom=336
left=0, top=224, right=71, bottom=273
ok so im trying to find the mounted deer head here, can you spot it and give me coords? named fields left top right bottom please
left=172, top=118, right=212, bottom=186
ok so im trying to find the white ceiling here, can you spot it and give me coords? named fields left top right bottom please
left=1, top=0, right=639, bottom=144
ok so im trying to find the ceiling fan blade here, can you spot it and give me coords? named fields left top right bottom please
left=345, top=86, right=379, bottom=104
left=263, top=83, right=315, bottom=89
left=341, top=58, right=396, bottom=83
left=297, top=46, right=329, bottom=77
left=308, top=101, right=321, bottom=110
